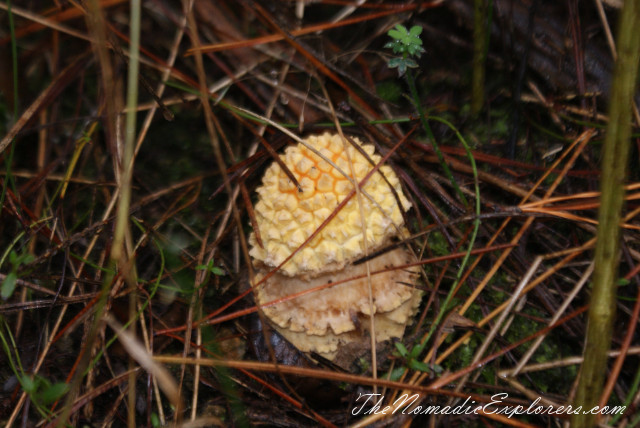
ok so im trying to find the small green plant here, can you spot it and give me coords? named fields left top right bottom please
left=196, top=259, right=226, bottom=280
left=391, top=341, right=443, bottom=380
left=0, top=321, right=68, bottom=420
left=151, top=412, right=161, bottom=428
left=384, top=27, right=482, bottom=374
left=20, top=373, right=69, bottom=406
left=385, top=24, right=425, bottom=77
left=1, top=250, right=34, bottom=300
left=384, top=24, right=467, bottom=207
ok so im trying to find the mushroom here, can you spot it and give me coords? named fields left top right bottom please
left=249, top=132, right=421, bottom=362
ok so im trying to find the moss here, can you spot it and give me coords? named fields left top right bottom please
left=376, top=80, right=403, bottom=103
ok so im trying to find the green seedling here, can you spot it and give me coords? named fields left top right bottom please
left=390, top=341, right=443, bottom=381
left=20, top=373, right=69, bottom=406
left=196, top=259, right=226, bottom=279
left=384, top=24, right=468, bottom=207
left=1, top=250, right=34, bottom=300
left=385, top=24, right=425, bottom=77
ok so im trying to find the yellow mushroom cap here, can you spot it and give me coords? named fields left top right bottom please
left=249, top=133, right=411, bottom=277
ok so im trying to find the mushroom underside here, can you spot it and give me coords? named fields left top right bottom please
left=255, top=247, right=422, bottom=357
left=272, top=292, right=421, bottom=360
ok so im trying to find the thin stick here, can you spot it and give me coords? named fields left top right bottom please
left=451, top=257, right=542, bottom=395
left=511, top=263, right=594, bottom=376
left=573, top=1, right=640, bottom=424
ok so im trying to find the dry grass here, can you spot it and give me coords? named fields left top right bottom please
left=0, top=1, right=639, bottom=427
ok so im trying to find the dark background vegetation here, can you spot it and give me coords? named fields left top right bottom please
left=0, top=0, right=638, bottom=426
